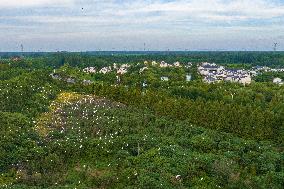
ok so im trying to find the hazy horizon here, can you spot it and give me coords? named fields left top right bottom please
left=1, top=0, right=284, bottom=52
left=1, top=50, right=284, bottom=53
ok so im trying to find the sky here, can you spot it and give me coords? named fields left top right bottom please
left=0, top=0, right=284, bottom=51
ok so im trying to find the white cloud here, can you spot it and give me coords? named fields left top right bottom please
left=0, top=0, right=73, bottom=8
left=0, top=0, right=284, bottom=51
left=2, top=0, right=284, bottom=25
left=113, top=0, right=284, bottom=21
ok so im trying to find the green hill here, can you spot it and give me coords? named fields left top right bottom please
left=3, top=93, right=282, bottom=189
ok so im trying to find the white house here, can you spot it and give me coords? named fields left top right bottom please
left=99, top=66, right=112, bottom=74
left=50, top=73, right=62, bottom=80
left=152, top=61, right=158, bottom=66
left=121, top=64, right=130, bottom=69
left=117, top=67, right=128, bottom=75
left=139, top=67, right=148, bottom=74
left=83, top=67, right=96, bottom=74
left=113, top=63, right=118, bottom=70
left=185, top=62, right=192, bottom=68
left=116, top=75, right=121, bottom=83
left=203, top=76, right=217, bottom=83
left=82, top=80, right=93, bottom=85
left=199, top=69, right=209, bottom=76
left=249, top=71, right=257, bottom=77
left=217, top=66, right=225, bottom=73
left=239, top=75, right=252, bottom=85
left=174, top=61, right=181, bottom=67
left=186, top=74, right=192, bottom=81
left=161, top=76, right=169, bottom=81
left=66, top=78, right=76, bottom=84
left=160, top=61, right=171, bottom=68
left=224, top=76, right=233, bottom=82
left=273, top=77, right=283, bottom=85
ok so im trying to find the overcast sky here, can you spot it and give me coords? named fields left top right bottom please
left=0, top=0, right=284, bottom=51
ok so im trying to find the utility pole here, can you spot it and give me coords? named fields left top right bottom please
left=20, top=44, right=24, bottom=57
left=274, top=42, right=278, bottom=52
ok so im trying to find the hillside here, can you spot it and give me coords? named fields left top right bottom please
left=2, top=92, right=281, bottom=188
left=0, top=53, right=283, bottom=188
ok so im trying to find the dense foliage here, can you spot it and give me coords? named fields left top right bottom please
left=0, top=52, right=283, bottom=188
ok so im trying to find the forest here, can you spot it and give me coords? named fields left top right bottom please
left=0, top=51, right=283, bottom=189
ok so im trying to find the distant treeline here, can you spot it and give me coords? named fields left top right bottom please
left=1, top=51, right=284, bottom=67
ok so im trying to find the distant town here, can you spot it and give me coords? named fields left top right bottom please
left=198, top=62, right=284, bottom=85
left=78, top=61, right=284, bottom=85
